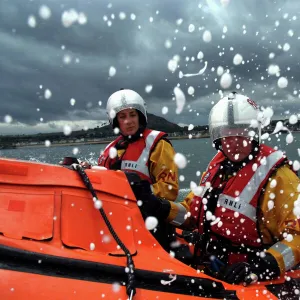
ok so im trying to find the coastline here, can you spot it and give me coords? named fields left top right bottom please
left=14, top=139, right=111, bottom=149
left=8, top=130, right=299, bottom=150
left=13, top=135, right=210, bottom=149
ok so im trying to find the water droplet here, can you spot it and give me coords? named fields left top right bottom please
left=268, top=200, right=274, bottom=211
left=39, top=5, right=51, bottom=20
left=220, top=72, right=232, bottom=89
left=28, top=15, right=37, bottom=28
left=174, top=87, right=185, bottom=114
left=233, top=54, right=243, bottom=65
left=63, top=125, right=72, bottom=136
left=176, top=18, right=183, bottom=25
left=202, top=30, right=212, bottom=42
left=164, top=39, right=172, bottom=49
left=268, top=64, right=280, bottom=76
left=283, top=43, right=290, bottom=51
left=109, top=147, right=117, bottom=159
left=94, top=200, right=102, bottom=209
left=44, top=89, right=52, bottom=99
left=188, top=24, right=195, bottom=32
left=145, top=216, right=158, bottom=230
left=119, top=12, right=126, bottom=20
left=145, top=85, right=153, bottom=93
left=174, top=153, right=187, bottom=169
left=289, top=114, right=298, bottom=124
left=78, top=12, right=87, bottom=25
left=187, top=86, right=195, bottom=95
left=277, top=77, right=288, bottom=88
left=168, top=59, right=178, bottom=72
left=286, top=133, right=294, bottom=144
left=61, top=9, right=79, bottom=27
left=63, top=54, right=72, bottom=64
left=45, top=140, right=51, bottom=147
left=109, top=66, right=116, bottom=77
left=188, top=124, right=194, bottom=131
left=162, top=106, right=168, bottom=115
left=269, top=52, right=275, bottom=59
left=293, top=160, right=300, bottom=171
left=197, top=51, right=204, bottom=60
left=4, top=115, right=12, bottom=123
left=217, top=66, right=224, bottom=76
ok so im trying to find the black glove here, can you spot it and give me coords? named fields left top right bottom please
left=125, top=172, right=171, bottom=220
left=61, top=157, right=80, bottom=165
left=221, top=253, right=280, bottom=285
left=140, top=192, right=171, bottom=220
left=180, top=230, right=203, bottom=245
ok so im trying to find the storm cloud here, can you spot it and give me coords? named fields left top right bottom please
left=0, top=0, right=299, bottom=134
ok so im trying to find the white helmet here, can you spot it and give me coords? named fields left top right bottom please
left=106, top=89, right=147, bottom=128
left=208, top=92, right=260, bottom=145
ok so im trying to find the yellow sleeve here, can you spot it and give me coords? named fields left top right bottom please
left=149, top=139, right=192, bottom=227
left=167, top=172, right=209, bottom=229
left=170, top=189, right=196, bottom=229
left=175, top=171, right=210, bottom=229
left=149, top=139, right=179, bottom=201
left=259, top=165, right=300, bottom=274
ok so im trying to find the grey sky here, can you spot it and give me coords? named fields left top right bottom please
left=1, top=0, right=299, bottom=134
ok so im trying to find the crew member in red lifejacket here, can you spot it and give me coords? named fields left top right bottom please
left=111, top=91, right=300, bottom=282
left=181, top=92, right=300, bottom=284
left=95, top=89, right=190, bottom=253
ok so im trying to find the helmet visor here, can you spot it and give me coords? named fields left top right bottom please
left=210, top=124, right=258, bottom=142
left=209, top=98, right=259, bottom=143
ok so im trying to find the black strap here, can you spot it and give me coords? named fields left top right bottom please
left=73, top=165, right=136, bottom=298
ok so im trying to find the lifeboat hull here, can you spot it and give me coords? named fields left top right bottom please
left=0, top=158, right=299, bottom=299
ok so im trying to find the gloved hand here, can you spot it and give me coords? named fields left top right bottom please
left=60, top=157, right=91, bottom=169
left=79, top=161, right=92, bottom=169
left=60, top=157, right=80, bottom=165
left=125, top=172, right=171, bottom=220
left=140, top=191, right=171, bottom=221
left=221, top=253, right=280, bottom=285
left=180, top=230, right=203, bottom=245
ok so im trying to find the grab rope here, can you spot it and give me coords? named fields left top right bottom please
left=73, top=164, right=136, bottom=299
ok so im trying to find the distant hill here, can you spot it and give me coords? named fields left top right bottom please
left=90, top=113, right=183, bottom=135
left=148, top=113, right=183, bottom=132
left=0, top=113, right=185, bottom=148
left=0, top=114, right=299, bottom=149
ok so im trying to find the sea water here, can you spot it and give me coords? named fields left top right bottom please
left=0, top=133, right=299, bottom=200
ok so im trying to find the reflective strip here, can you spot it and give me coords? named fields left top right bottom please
left=170, top=203, right=187, bottom=226
left=194, top=186, right=210, bottom=198
left=121, top=130, right=162, bottom=178
left=238, top=151, right=284, bottom=204
left=199, top=186, right=209, bottom=198
left=270, top=242, right=295, bottom=271
left=145, top=130, right=161, bottom=149
left=217, top=151, right=284, bottom=221
left=218, top=194, right=257, bottom=222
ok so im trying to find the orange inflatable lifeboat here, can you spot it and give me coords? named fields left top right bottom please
left=0, top=158, right=299, bottom=300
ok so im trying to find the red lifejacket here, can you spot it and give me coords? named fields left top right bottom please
left=190, top=144, right=286, bottom=248
left=98, top=129, right=167, bottom=182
